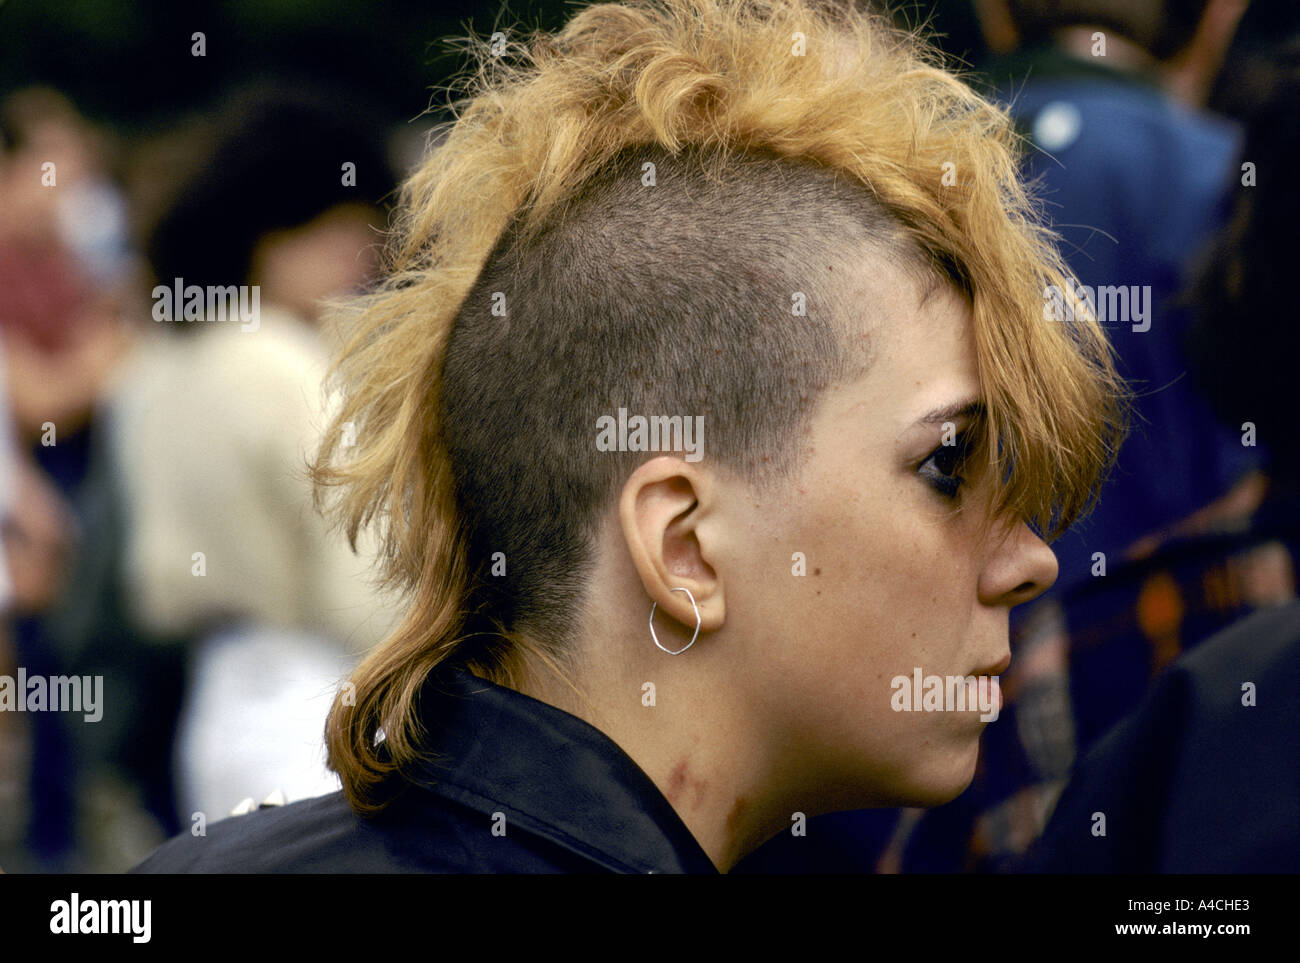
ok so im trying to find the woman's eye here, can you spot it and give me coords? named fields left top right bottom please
left=919, top=435, right=969, bottom=499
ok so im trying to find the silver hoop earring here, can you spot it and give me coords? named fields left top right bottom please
left=649, top=587, right=701, bottom=655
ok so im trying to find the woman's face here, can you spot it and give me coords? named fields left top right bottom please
left=717, top=257, right=1058, bottom=812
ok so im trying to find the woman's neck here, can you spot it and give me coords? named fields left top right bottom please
left=514, top=631, right=785, bottom=872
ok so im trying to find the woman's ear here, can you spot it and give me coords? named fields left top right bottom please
left=617, top=455, right=726, bottom=637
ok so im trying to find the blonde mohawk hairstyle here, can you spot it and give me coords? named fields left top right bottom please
left=312, top=0, right=1128, bottom=813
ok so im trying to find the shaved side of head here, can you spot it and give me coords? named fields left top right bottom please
left=441, top=144, right=923, bottom=651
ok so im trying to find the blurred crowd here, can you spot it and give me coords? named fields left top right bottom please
left=0, top=0, right=1297, bottom=873
left=0, top=82, right=410, bottom=871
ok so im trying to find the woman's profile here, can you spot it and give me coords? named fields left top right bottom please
left=134, top=0, right=1127, bottom=873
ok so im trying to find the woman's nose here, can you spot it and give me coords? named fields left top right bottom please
left=978, top=519, right=1059, bottom=608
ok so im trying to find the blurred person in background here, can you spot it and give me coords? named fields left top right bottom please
left=0, top=87, right=135, bottom=871
left=104, top=83, right=401, bottom=837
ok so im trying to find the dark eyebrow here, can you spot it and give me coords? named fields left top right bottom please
left=913, top=399, right=984, bottom=427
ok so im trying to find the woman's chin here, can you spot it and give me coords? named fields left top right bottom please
left=891, top=750, right=981, bottom=808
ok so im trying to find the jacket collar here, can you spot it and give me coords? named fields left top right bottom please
left=405, top=665, right=719, bottom=874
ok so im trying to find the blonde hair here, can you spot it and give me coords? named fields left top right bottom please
left=312, top=0, right=1128, bottom=813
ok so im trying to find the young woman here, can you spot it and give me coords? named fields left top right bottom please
left=134, top=0, right=1127, bottom=874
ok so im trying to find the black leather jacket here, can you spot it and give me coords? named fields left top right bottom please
left=131, top=665, right=718, bottom=873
